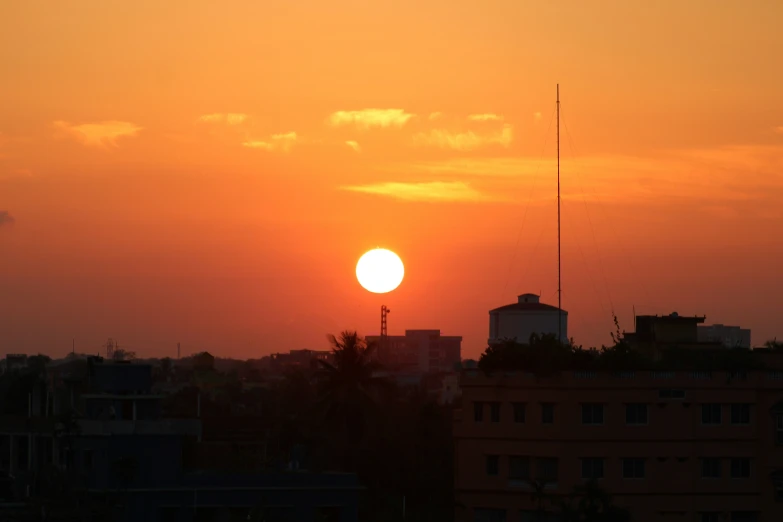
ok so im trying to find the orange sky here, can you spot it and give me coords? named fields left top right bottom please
left=1, top=1, right=782, bottom=359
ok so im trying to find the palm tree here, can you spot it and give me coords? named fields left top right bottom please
left=314, top=331, right=389, bottom=470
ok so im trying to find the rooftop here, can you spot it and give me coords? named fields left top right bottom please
left=637, top=312, right=706, bottom=324
left=490, top=293, right=565, bottom=313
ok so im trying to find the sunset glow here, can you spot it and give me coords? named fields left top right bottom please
left=1, top=1, right=782, bottom=358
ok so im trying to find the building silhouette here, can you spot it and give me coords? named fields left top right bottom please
left=366, top=329, right=462, bottom=374
left=698, top=324, right=752, bottom=349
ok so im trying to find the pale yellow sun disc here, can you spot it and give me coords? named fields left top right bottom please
left=356, top=249, right=404, bottom=294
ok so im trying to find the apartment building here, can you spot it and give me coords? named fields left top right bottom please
left=367, top=329, right=462, bottom=374
left=455, top=369, right=783, bottom=522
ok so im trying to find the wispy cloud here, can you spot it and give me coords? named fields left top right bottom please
left=0, top=211, right=14, bottom=226
left=242, top=132, right=298, bottom=152
left=428, top=112, right=443, bottom=121
left=328, top=109, right=414, bottom=130
left=342, top=181, right=492, bottom=202
left=345, top=140, right=361, bottom=153
left=468, top=113, right=503, bottom=122
left=395, top=145, right=783, bottom=204
left=199, top=113, right=249, bottom=125
left=53, top=120, right=142, bottom=148
left=413, top=124, right=513, bottom=151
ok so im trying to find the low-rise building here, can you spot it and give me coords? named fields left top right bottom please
left=624, top=312, right=724, bottom=358
left=268, top=349, right=333, bottom=372
left=698, top=324, right=752, bottom=349
left=1, top=356, right=361, bottom=522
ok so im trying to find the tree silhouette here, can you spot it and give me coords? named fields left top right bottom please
left=314, top=331, right=388, bottom=471
left=112, top=349, right=136, bottom=361
left=554, top=481, right=631, bottom=522
left=764, top=338, right=783, bottom=351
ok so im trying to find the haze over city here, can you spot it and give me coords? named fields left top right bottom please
left=2, top=0, right=783, bottom=359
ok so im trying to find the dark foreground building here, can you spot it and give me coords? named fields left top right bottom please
left=0, top=356, right=360, bottom=522
left=454, top=313, right=783, bottom=522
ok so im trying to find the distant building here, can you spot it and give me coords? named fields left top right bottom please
left=193, top=351, right=215, bottom=371
left=489, top=293, right=567, bottom=345
left=698, top=323, right=752, bottom=348
left=624, top=312, right=725, bottom=358
left=366, top=330, right=462, bottom=374
left=0, top=354, right=28, bottom=374
left=269, top=349, right=333, bottom=371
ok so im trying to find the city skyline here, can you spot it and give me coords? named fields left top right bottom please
left=2, top=1, right=783, bottom=359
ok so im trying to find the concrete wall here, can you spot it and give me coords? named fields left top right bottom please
left=115, top=486, right=359, bottom=522
left=72, top=434, right=186, bottom=489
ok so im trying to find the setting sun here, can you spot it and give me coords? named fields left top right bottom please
left=356, top=249, right=405, bottom=294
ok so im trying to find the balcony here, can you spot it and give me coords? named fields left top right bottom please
left=77, top=419, right=202, bottom=437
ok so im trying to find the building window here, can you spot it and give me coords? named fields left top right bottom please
left=701, top=458, right=721, bottom=478
left=541, top=403, right=554, bottom=424
left=513, top=402, right=526, bottom=423
left=486, top=455, right=499, bottom=476
left=490, top=402, right=501, bottom=423
left=474, top=508, right=507, bottom=522
left=730, top=371, right=748, bottom=381
left=701, top=404, right=722, bottom=425
left=581, top=458, right=604, bottom=480
left=626, top=403, right=648, bottom=425
left=658, top=389, right=686, bottom=399
left=474, top=402, right=484, bottom=422
left=536, top=458, right=559, bottom=483
left=621, top=458, right=645, bottom=479
left=700, top=514, right=720, bottom=522
left=730, top=458, right=751, bottom=479
left=730, top=404, right=750, bottom=425
left=730, top=512, right=759, bottom=522
left=581, top=404, right=604, bottom=425
left=509, top=456, right=530, bottom=481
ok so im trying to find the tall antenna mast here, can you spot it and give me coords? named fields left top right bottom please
left=557, top=84, right=562, bottom=343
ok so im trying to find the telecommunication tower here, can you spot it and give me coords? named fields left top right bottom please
left=380, top=305, right=390, bottom=338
